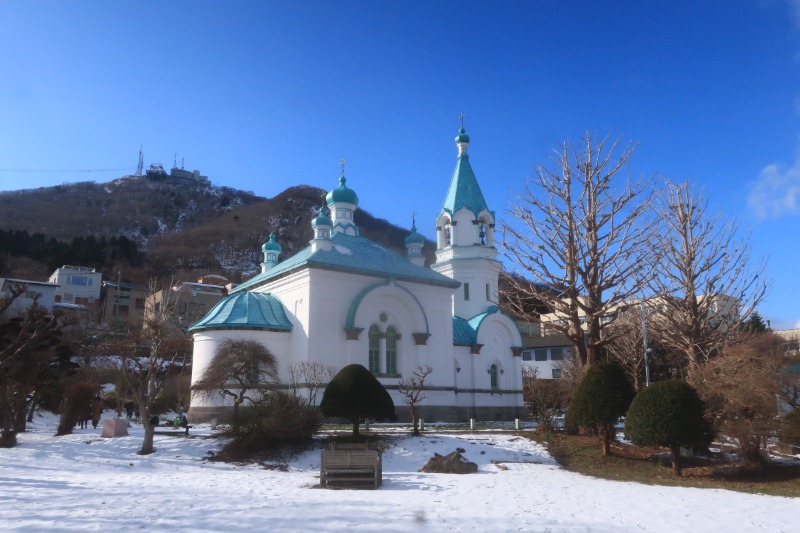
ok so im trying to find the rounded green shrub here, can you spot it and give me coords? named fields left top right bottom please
left=624, top=380, right=712, bottom=475
left=566, top=362, right=634, bottom=454
left=320, top=363, right=395, bottom=436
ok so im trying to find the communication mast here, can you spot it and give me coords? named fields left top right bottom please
left=135, top=145, right=144, bottom=177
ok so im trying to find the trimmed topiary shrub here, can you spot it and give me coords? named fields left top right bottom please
left=320, top=364, right=395, bottom=437
left=624, top=380, right=713, bottom=476
left=566, top=361, right=634, bottom=455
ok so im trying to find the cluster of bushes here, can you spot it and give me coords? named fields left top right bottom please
left=526, top=349, right=800, bottom=476
left=220, top=392, right=322, bottom=459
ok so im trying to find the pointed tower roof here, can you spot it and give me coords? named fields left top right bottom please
left=441, top=127, right=489, bottom=217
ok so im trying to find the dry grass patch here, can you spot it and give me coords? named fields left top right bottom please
left=527, top=431, right=800, bottom=498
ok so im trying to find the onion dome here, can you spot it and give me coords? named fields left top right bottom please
left=455, top=127, right=470, bottom=144
left=325, top=176, right=359, bottom=206
left=404, top=222, right=425, bottom=246
left=261, top=233, right=282, bottom=253
left=312, top=202, right=333, bottom=228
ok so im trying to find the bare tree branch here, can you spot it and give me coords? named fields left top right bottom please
left=502, top=132, right=658, bottom=365
left=649, top=181, right=769, bottom=370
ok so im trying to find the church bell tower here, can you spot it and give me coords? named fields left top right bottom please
left=431, top=123, right=500, bottom=319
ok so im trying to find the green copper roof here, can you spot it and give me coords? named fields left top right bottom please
left=232, top=232, right=461, bottom=293
left=312, top=204, right=333, bottom=228
left=326, top=176, right=359, bottom=206
left=188, top=292, right=292, bottom=332
left=441, top=128, right=490, bottom=217
left=453, top=316, right=477, bottom=345
left=262, top=233, right=282, bottom=252
left=455, top=127, right=470, bottom=144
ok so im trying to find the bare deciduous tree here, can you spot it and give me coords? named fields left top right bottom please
left=689, top=332, right=787, bottom=464
left=0, top=285, right=61, bottom=446
left=604, top=309, right=650, bottom=391
left=397, top=365, right=433, bottom=436
left=113, top=279, right=192, bottom=455
left=287, top=361, right=338, bottom=405
left=522, top=367, right=568, bottom=433
left=192, top=339, right=278, bottom=429
left=650, top=181, right=769, bottom=371
left=503, top=133, right=657, bottom=366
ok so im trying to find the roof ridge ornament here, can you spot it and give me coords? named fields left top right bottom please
left=455, top=114, right=470, bottom=156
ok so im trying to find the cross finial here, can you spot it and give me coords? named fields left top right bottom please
left=411, top=210, right=417, bottom=226
left=459, top=112, right=466, bottom=129
left=340, top=158, right=347, bottom=176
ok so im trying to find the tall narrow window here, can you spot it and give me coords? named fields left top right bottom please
left=485, top=283, right=490, bottom=301
left=385, top=326, right=398, bottom=374
left=464, top=283, right=470, bottom=301
left=368, top=325, right=381, bottom=374
left=489, top=364, right=498, bottom=389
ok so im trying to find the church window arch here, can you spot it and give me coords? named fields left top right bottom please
left=366, top=322, right=401, bottom=376
left=489, top=364, right=499, bottom=389
left=368, top=325, right=381, bottom=374
left=386, top=326, right=398, bottom=375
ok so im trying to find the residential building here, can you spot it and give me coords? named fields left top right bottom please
left=48, top=265, right=102, bottom=305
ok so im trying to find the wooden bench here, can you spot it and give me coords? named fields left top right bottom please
left=320, top=442, right=382, bottom=489
left=153, top=424, right=193, bottom=436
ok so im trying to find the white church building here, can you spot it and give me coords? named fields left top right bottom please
left=188, top=127, right=524, bottom=423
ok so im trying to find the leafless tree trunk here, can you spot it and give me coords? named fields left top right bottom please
left=503, top=133, right=658, bottom=366
left=113, top=279, right=191, bottom=455
left=649, top=181, right=769, bottom=371
left=398, top=365, right=433, bottom=436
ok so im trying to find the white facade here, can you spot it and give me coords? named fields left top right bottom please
left=48, top=265, right=102, bottom=305
left=189, top=128, right=524, bottom=423
left=0, top=278, right=59, bottom=317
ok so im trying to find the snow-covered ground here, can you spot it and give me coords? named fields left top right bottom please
left=0, top=412, right=796, bottom=532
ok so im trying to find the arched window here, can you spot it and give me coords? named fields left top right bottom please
left=368, top=325, right=381, bottom=374
left=489, top=364, right=498, bottom=389
left=445, top=219, right=452, bottom=246
left=385, top=326, right=398, bottom=375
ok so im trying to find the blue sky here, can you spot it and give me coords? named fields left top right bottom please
left=1, top=1, right=798, bottom=328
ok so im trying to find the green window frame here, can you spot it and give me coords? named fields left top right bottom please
left=368, top=325, right=381, bottom=374
left=385, top=326, right=398, bottom=374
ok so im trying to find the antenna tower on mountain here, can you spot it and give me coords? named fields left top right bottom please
left=135, top=145, right=144, bottom=177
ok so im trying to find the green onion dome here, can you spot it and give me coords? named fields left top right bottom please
left=261, top=233, right=282, bottom=253
left=325, top=176, right=359, bottom=206
left=404, top=223, right=425, bottom=245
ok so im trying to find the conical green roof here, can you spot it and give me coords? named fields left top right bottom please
left=441, top=128, right=489, bottom=217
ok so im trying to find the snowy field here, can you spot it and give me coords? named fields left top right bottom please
left=0, top=412, right=796, bottom=532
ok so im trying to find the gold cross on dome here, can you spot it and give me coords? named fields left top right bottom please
left=340, top=158, right=347, bottom=176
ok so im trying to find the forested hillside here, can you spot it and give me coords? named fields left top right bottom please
left=0, top=176, right=434, bottom=284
